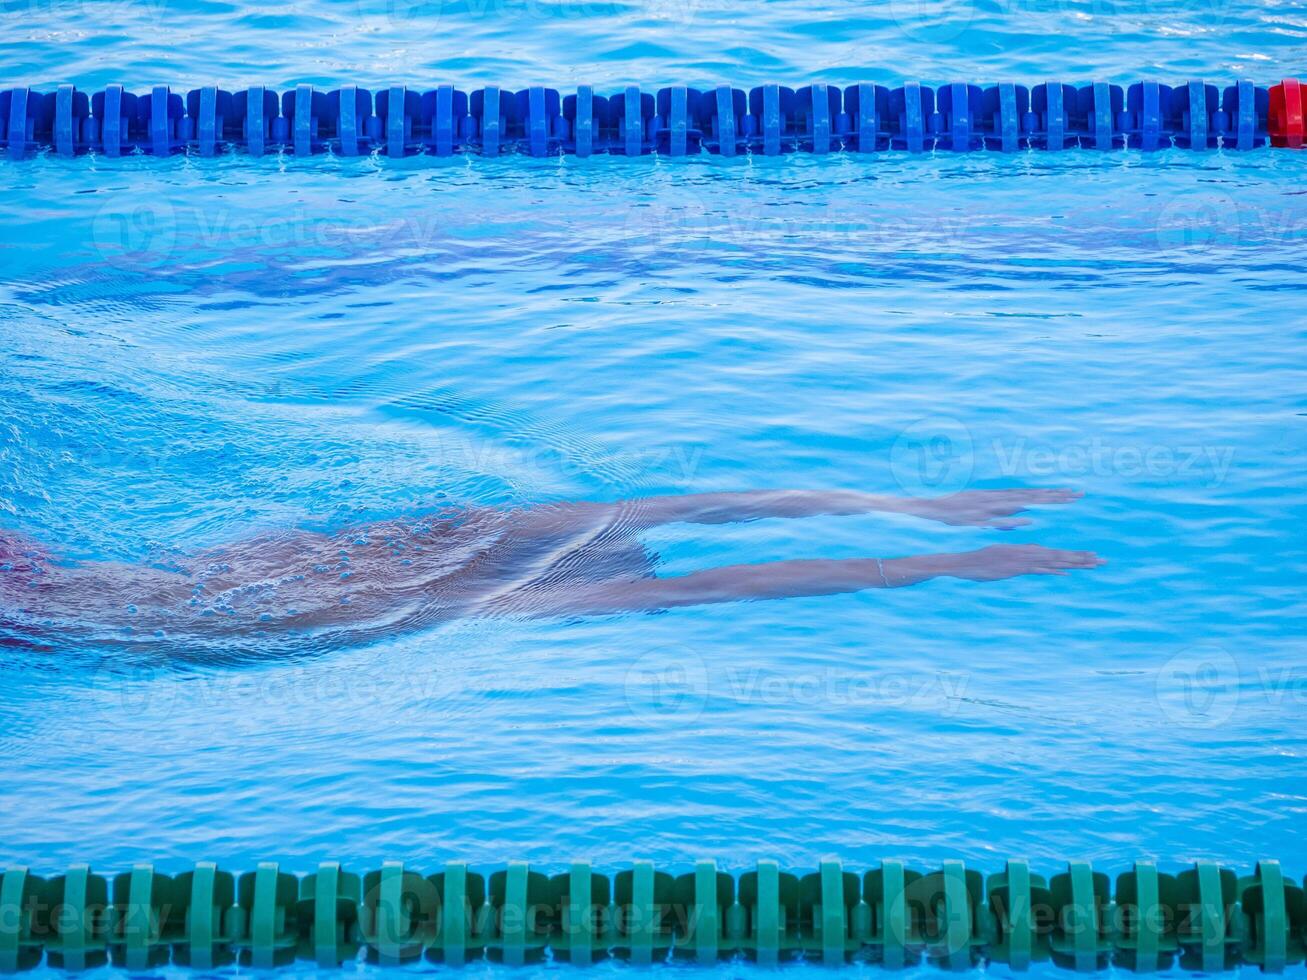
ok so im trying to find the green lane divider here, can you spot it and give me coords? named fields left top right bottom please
left=174, top=861, right=235, bottom=968
left=434, top=861, right=483, bottom=964
left=108, top=863, right=172, bottom=970
left=1114, top=861, right=1173, bottom=972
left=672, top=859, right=727, bottom=963
left=738, top=859, right=791, bottom=964
left=557, top=860, right=610, bottom=963
left=0, top=868, right=36, bottom=973
left=988, top=860, right=1040, bottom=969
left=45, top=865, right=108, bottom=972
left=2, top=859, right=1307, bottom=971
left=359, top=861, right=428, bottom=963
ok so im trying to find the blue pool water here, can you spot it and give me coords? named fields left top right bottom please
left=2, top=0, right=1307, bottom=974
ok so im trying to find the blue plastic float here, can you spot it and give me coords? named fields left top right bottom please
left=0, top=79, right=1303, bottom=159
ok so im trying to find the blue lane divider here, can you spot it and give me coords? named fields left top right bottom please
left=144, top=85, right=184, bottom=156
left=54, top=85, right=88, bottom=157
left=0, top=79, right=1290, bottom=159
left=805, top=84, right=835, bottom=153
left=1128, top=81, right=1163, bottom=151
left=701, top=85, right=748, bottom=156
left=844, top=83, right=882, bottom=152
left=654, top=86, right=695, bottom=157
left=939, top=82, right=983, bottom=150
left=750, top=84, right=782, bottom=155
left=376, top=85, right=413, bottom=157
left=5, top=86, right=30, bottom=161
left=563, top=86, right=594, bottom=157
left=423, top=85, right=470, bottom=156
left=895, top=82, right=929, bottom=151
left=616, top=86, right=651, bottom=156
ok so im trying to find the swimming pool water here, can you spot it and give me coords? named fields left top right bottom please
left=2, top=0, right=1307, bottom=974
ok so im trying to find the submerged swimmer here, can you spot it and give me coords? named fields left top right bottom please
left=0, top=488, right=1102, bottom=656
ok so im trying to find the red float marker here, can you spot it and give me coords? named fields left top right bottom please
left=1269, top=78, right=1304, bottom=148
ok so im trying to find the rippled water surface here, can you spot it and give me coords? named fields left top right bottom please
left=2, top=1, right=1307, bottom=976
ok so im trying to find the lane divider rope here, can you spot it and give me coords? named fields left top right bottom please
left=2, top=859, right=1305, bottom=970
left=1, top=79, right=1305, bottom=160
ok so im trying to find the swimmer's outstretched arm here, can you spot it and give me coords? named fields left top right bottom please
left=594, top=487, right=1084, bottom=531
left=496, top=544, right=1105, bottom=617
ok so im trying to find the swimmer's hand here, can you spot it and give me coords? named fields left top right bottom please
left=898, top=488, right=1084, bottom=529
left=912, top=543, right=1105, bottom=582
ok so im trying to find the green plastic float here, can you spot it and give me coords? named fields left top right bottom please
left=1, top=858, right=1305, bottom=971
